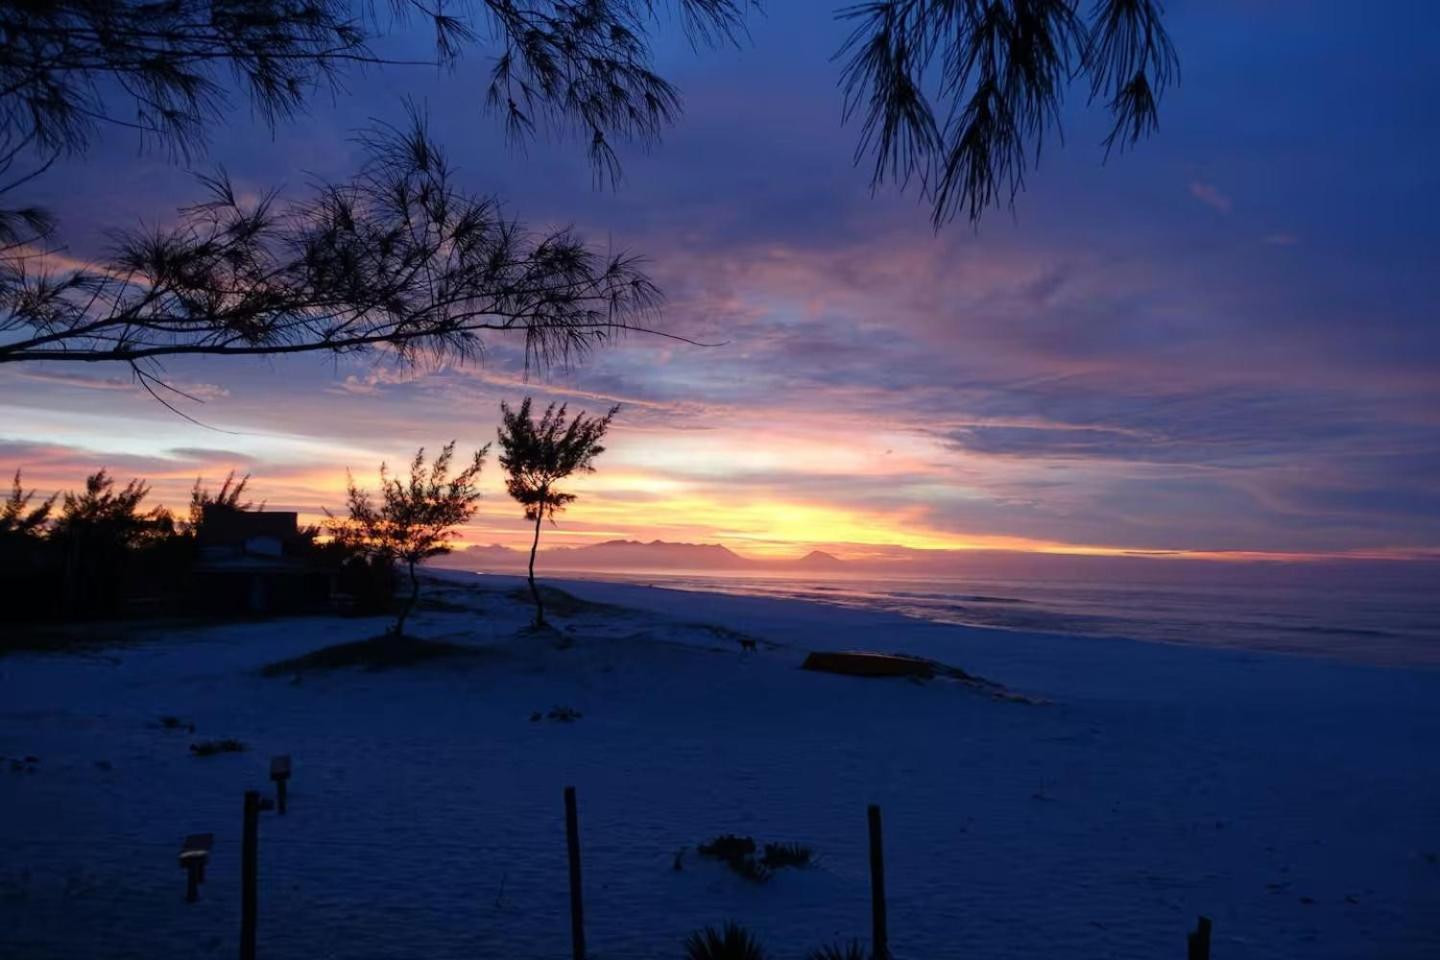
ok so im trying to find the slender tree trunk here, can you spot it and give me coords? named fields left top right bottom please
left=395, top=558, right=419, bottom=636
left=528, top=508, right=545, bottom=628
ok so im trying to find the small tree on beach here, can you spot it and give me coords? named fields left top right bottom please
left=329, top=443, right=489, bottom=636
left=496, top=398, right=618, bottom=628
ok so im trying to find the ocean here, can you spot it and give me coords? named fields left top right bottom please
left=546, top=569, right=1440, bottom=667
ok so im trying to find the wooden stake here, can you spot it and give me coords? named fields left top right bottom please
left=868, top=804, right=888, bottom=960
left=240, top=791, right=259, bottom=960
left=1187, top=915, right=1212, bottom=960
left=270, top=756, right=291, bottom=816
left=565, top=786, right=585, bottom=960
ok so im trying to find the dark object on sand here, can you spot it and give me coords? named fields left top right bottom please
left=190, top=739, right=245, bottom=756
left=801, top=651, right=938, bottom=679
left=801, top=651, right=1034, bottom=703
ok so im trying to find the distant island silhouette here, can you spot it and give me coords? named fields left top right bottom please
left=432, top=539, right=1438, bottom=590
left=437, top=539, right=848, bottom=574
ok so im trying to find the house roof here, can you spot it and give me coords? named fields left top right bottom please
left=197, top=507, right=299, bottom=545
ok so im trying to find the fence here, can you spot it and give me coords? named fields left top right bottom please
left=207, top=767, right=1213, bottom=960
left=3, top=763, right=1217, bottom=959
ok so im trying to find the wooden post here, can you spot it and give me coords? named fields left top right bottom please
left=1187, top=915, right=1212, bottom=960
left=564, top=786, right=585, bottom=960
left=270, top=756, right=292, bottom=816
left=868, top=804, right=888, bottom=960
left=240, top=791, right=259, bottom=960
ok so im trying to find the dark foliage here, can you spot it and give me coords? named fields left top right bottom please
left=46, top=470, right=178, bottom=618
left=1, top=470, right=55, bottom=539
left=0, top=117, right=665, bottom=377
left=0, top=466, right=368, bottom=624
left=0, top=0, right=745, bottom=173
left=697, top=834, right=814, bottom=882
left=838, top=0, right=1178, bottom=224
left=698, top=834, right=757, bottom=860
left=336, top=555, right=397, bottom=615
left=183, top=472, right=257, bottom=536
left=760, top=841, right=814, bottom=869
left=684, top=922, right=767, bottom=960
left=697, top=834, right=770, bottom=882
left=806, top=942, right=868, bottom=960
left=497, top=397, right=617, bottom=627
left=328, top=441, right=488, bottom=635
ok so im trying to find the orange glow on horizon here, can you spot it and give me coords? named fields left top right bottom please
left=8, top=423, right=1434, bottom=569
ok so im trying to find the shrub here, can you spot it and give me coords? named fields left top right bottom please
left=684, top=922, right=766, bottom=960
left=696, top=835, right=816, bottom=883
left=698, top=834, right=756, bottom=861
left=760, top=842, right=814, bottom=870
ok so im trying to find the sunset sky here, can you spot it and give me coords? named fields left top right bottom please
left=3, top=1, right=1438, bottom=566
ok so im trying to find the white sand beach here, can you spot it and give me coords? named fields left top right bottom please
left=2, top=572, right=1438, bottom=959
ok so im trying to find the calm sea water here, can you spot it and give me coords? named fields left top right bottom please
left=556, top=570, right=1440, bottom=667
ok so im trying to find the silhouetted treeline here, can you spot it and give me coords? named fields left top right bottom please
left=0, top=469, right=390, bottom=624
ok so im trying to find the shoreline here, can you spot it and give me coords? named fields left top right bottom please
left=441, top=568, right=1440, bottom=672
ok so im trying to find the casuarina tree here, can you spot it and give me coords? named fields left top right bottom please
left=329, top=442, right=489, bottom=636
left=1, top=470, right=55, bottom=540
left=496, top=398, right=618, bottom=628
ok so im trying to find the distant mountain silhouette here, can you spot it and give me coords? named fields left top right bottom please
left=436, top=539, right=850, bottom=573
left=433, top=537, right=1440, bottom=591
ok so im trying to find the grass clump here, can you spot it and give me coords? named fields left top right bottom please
left=696, top=835, right=814, bottom=883
left=698, top=834, right=756, bottom=861
left=190, top=739, right=245, bottom=756
left=807, top=943, right=867, bottom=960
left=261, top=635, right=481, bottom=677
left=760, top=841, right=814, bottom=869
left=685, top=922, right=767, bottom=960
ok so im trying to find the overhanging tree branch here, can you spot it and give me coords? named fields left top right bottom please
left=837, top=0, right=1178, bottom=226
left=0, top=114, right=676, bottom=370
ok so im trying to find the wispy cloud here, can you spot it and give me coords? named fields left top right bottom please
left=1189, top=180, right=1234, bottom=214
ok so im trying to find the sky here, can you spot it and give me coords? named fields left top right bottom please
left=3, top=1, right=1439, bottom=570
